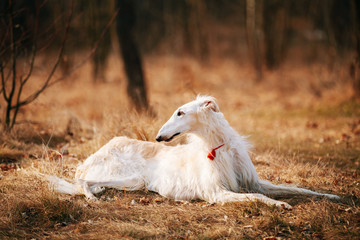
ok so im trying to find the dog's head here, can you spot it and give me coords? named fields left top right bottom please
left=156, top=96, right=219, bottom=142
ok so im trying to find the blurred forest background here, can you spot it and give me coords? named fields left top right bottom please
left=1, top=0, right=360, bottom=129
left=1, top=1, right=360, bottom=239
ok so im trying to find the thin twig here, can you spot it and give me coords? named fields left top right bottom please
left=0, top=22, right=10, bottom=55
left=13, top=0, right=74, bottom=109
left=10, top=1, right=40, bottom=128
left=38, top=11, right=84, bottom=53
left=48, top=7, right=120, bottom=88
left=0, top=62, right=5, bottom=97
left=5, top=1, right=17, bottom=128
left=21, top=1, right=40, bottom=86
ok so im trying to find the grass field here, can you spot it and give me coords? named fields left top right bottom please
left=0, top=55, right=359, bottom=239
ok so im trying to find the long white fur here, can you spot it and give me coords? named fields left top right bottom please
left=48, top=96, right=339, bottom=208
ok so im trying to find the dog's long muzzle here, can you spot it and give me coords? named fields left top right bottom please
left=156, top=132, right=180, bottom=142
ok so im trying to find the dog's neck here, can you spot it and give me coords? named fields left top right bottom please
left=194, top=112, right=237, bottom=150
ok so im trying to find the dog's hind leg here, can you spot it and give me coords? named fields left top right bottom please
left=213, top=190, right=292, bottom=209
left=77, top=179, right=98, bottom=201
left=87, top=176, right=144, bottom=190
left=258, top=180, right=339, bottom=199
left=78, top=176, right=144, bottom=200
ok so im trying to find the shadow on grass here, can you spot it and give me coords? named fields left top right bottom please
left=274, top=192, right=359, bottom=208
left=91, top=187, right=357, bottom=209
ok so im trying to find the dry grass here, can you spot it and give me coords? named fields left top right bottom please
left=0, top=54, right=359, bottom=239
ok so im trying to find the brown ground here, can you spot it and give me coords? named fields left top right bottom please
left=0, top=54, right=359, bottom=239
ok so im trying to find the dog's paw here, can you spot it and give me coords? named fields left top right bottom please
left=276, top=201, right=292, bottom=210
left=324, top=193, right=340, bottom=200
left=86, top=195, right=98, bottom=202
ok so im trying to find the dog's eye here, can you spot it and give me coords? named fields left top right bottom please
left=177, top=110, right=184, bottom=117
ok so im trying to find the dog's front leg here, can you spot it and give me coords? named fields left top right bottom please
left=213, top=190, right=292, bottom=209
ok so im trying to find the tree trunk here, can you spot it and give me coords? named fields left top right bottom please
left=116, top=0, right=149, bottom=112
left=263, top=0, right=288, bottom=70
left=89, top=0, right=111, bottom=82
left=246, top=0, right=263, bottom=81
left=352, top=0, right=360, bottom=97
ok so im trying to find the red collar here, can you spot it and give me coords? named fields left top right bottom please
left=207, top=144, right=225, bottom=160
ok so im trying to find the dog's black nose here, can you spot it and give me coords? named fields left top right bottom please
left=156, top=136, right=163, bottom=142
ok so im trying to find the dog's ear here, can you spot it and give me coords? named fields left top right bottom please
left=201, top=99, right=219, bottom=112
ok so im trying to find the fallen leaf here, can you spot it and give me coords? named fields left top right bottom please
left=0, top=163, right=17, bottom=171
left=263, top=237, right=276, bottom=240
left=352, top=126, right=360, bottom=135
left=139, top=197, right=150, bottom=205
left=154, top=197, right=164, bottom=204
left=341, top=133, right=351, bottom=141
left=306, top=121, right=318, bottom=129
left=312, top=233, right=323, bottom=239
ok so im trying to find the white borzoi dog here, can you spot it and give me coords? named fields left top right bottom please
left=49, top=96, right=339, bottom=208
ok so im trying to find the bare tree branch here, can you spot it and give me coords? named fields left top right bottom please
left=11, top=45, right=37, bottom=128
left=48, top=7, right=119, bottom=88
left=10, top=2, right=41, bottom=129
left=21, top=41, right=37, bottom=86
left=13, top=0, right=74, bottom=109
left=21, top=1, right=40, bottom=86
left=2, top=0, right=118, bottom=129
left=37, top=11, right=76, bottom=52
left=0, top=62, right=5, bottom=97
left=5, top=1, right=17, bottom=127
left=0, top=21, right=10, bottom=55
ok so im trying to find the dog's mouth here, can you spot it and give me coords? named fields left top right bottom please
left=157, top=132, right=181, bottom=142
left=165, top=132, right=181, bottom=142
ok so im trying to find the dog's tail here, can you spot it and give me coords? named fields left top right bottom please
left=47, top=175, right=80, bottom=195
left=258, top=180, right=339, bottom=199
